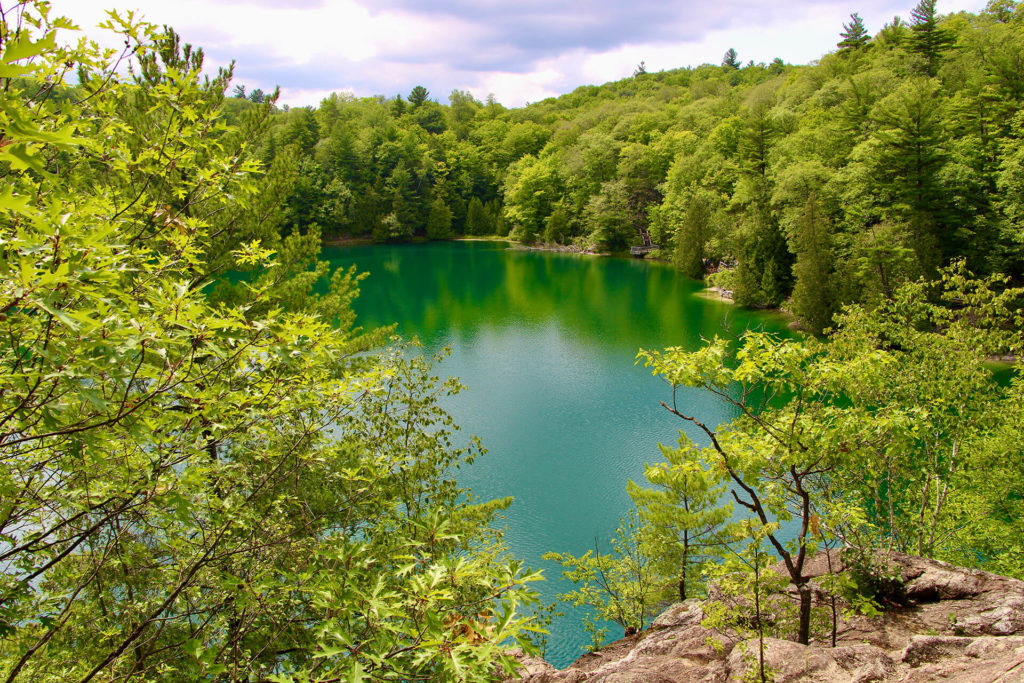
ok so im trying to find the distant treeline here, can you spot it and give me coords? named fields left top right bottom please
left=236, top=0, right=1024, bottom=332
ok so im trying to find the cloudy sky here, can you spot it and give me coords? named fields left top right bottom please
left=60, top=0, right=985, bottom=108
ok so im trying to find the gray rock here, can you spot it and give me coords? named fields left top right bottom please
left=512, top=553, right=1024, bottom=682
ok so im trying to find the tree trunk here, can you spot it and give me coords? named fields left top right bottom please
left=679, top=545, right=688, bottom=601
left=797, top=583, right=812, bottom=645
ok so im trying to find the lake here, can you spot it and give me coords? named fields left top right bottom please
left=323, top=240, right=790, bottom=667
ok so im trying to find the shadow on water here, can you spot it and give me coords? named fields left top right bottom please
left=323, top=241, right=792, bottom=667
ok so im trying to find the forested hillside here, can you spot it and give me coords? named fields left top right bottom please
left=251, top=0, right=1024, bottom=332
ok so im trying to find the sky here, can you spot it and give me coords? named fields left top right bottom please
left=59, top=0, right=987, bottom=108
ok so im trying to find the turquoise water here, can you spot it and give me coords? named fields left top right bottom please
left=323, top=241, right=790, bottom=668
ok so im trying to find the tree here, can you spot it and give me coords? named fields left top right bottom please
left=447, top=89, right=480, bottom=139
left=426, top=196, right=454, bottom=238
left=638, top=264, right=1023, bottom=645
left=390, top=93, right=407, bottom=116
left=822, top=265, right=1021, bottom=560
left=772, top=161, right=838, bottom=331
left=465, top=196, right=491, bottom=235
left=0, top=6, right=540, bottom=680
left=412, top=100, right=447, bottom=134
left=789, top=195, right=837, bottom=334
left=504, top=155, right=561, bottom=244
left=865, top=79, right=949, bottom=271
left=544, top=511, right=665, bottom=646
left=638, top=336, right=837, bottom=645
left=675, top=195, right=710, bottom=279
left=723, top=48, right=740, bottom=69
left=585, top=179, right=633, bottom=251
left=281, top=106, right=320, bottom=154
left=735, top=207, right=793, bottom=307
left=409, top=84, right=430, bottom=108
left=633, top=60, right=647, bottom=77
left=232, top=83, right=247, bottom=98
left=984, top=0, right=1016, bottom=23
left=626, top=441, right=735, bottom=601
left=909, top=0, right=956, bottom=76
left=543, top=203, right=570, bottom=243
left=701, top=522, right=787, bottom=683
left=838, top=12, right=871, bottom=51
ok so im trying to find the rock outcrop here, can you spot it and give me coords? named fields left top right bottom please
left=511, top=553, right=1024, bottom=682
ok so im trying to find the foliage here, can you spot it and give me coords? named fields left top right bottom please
left=543, top=511, right=665, bottom=647
left=838, top=13, right=871, bottom=51
left=0, top=5, right=540, bottom=681
left=701, top=522, right=788, bottom=683
left=626, top=441, right=736, bottom=601
left=636, top=263, right=1022, bottom=649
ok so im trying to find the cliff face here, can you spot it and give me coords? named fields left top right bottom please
left=511, top=553, right=1024, bottom=682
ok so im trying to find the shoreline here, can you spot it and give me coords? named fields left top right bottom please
left=693, top=286, right=736, bottom=304
left=318, top=237, right=805, bottom=323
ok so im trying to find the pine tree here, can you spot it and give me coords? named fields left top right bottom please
left=465, top=196, right=489, bottom=235
left=838, top=12, right=871, bottom=51
left=408, top=85, right=429, bottom=108
left=909, top=0, right=956, bottom=76
left=722, top=48, right=740, bottom=69
left=426, top=197, right=453, bottom=239
left=390, top=94, right=407, bottom=117
left=487, top=199, right=510, bottom=236
left=627, top=442, right=735, bottom=601
left=790, top=196, right=836, bottom=334
left=675, top=197, right=709, bottom=279
left=736, top=208, right=793, bottom=307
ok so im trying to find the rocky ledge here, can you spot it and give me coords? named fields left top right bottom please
left=510, top=553, right=1024, bottom=682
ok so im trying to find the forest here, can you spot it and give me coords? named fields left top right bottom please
left=1, top=0, right=1023, bottom=681
left=245, top=0, right=1024, bottom=332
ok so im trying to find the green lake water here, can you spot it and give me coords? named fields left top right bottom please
left=323, top=240, right=790, bottom=668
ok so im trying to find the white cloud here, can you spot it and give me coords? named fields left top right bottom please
left=53, top=0, right=991, bottom=108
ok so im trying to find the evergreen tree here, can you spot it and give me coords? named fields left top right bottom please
left=488, top=199, right=510, bottom=236
left=391, top=94, right=407, bottom=116
left=280, top=106, right=320, bottom=154
left=465, top=196, right=490, bottom=235
left=426, top=197, right=454, bottom=239
left=543, top=204, right=570, bottom=243
left=736, top=208, right=793, bottom=307
left=408, top=85, right=430, bottom=108
left=722, top=48, right=740, bottom=69
left=675, top=196, right=709, bottom=279
left=909, top=0, right=956, bottom=76
left=868, top=79, right=948, bottom=271
left=790, top=196, right=837, bottom=334
left=626, top=442, right=735, bottom=601
left=838, top=12, right=871, bottom=51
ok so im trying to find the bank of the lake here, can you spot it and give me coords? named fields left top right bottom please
left=322, top=240, right=792, bottom=667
